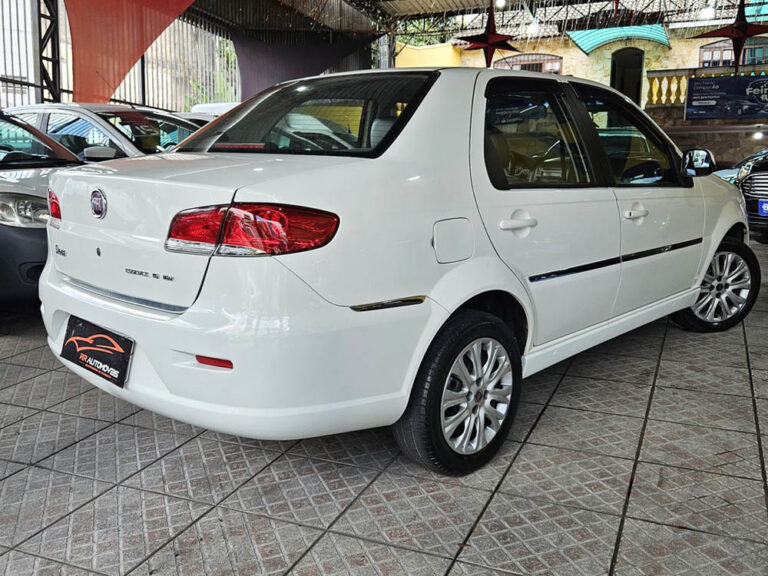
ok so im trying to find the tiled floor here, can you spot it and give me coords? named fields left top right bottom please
left=1, top=247, right=768, bottom=575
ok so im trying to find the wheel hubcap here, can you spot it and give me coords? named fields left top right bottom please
left=693, top=250, right=752, bottom=323
left=440, top=338, right=513, bottom=455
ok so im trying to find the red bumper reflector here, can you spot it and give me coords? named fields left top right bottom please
left=195, top=355, right=233, bottom=369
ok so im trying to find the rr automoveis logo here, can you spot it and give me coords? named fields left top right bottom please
left=64, top=334, right=124, bottom=355
left=746, top=79, right=768, bottom=103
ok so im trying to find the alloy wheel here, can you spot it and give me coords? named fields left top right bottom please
left=693, top=250, right=752, bottom=323
left=440, top=337, right=513, bottom=455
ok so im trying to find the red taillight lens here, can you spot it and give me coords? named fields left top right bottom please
left=48, top=189, right=61, bottom=221
left=166, top=203, right=339, bottom=256
left=165, top=206, right=228, bottom=254
left=218, top=204, right=339, bottom=256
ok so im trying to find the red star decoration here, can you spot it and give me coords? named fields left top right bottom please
left=694, top=0, right=768, bottom=72
left=462, top=0, right=518, bottom=68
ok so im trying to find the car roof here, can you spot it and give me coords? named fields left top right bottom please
left=7, top=102, right=134, bottom=113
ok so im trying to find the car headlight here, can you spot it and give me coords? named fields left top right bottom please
left=736, top=161, right=754, bottom=184
left=0, top=193, right=50, bottom=228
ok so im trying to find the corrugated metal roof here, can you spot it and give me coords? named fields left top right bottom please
left=567, top=24, right=670, bottom=54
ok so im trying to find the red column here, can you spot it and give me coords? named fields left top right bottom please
left=63, top=0, right=194, bottom=102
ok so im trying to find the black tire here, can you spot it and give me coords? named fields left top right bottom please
left=671, top=237, right=761, bottom=332
left=392, top=310, right=522, bottom=475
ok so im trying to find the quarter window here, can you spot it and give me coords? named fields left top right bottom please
left=575, top=85, right=678, bottom=186
left=484, top=83, right=591, bottom=189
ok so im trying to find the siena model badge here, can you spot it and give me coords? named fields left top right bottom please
left=90, top=189, right=107, bottom=219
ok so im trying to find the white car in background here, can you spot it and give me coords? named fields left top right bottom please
left=8, top=103, right=200, bottom=161
left=40, top=69, right=759, bottom=474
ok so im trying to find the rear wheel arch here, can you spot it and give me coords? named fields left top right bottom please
left=453, top=290, right=529, bottom=353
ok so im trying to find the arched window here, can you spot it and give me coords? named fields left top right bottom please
left=493, top=53, right=562, bottom=74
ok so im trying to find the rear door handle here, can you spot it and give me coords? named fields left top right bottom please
left=499, top=217, right=538, bottom=231
left=623, top=209, right=649, bottom=220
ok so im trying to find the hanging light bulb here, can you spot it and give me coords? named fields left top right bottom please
left=528, top=18, right=540, bottom=36
left=700, top=3, right=716, bottom=21
left=495, top=0, right=506, bottom=9
left=754, top=130, right=764, bottom=141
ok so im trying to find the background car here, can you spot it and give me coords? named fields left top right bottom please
left=713, top=147, right=768, bottom=183
left=174, top=112, right=215, bottom=127
left=0, top=112, right=79, bottom=300
left=8, top=103, right=200, bottom=161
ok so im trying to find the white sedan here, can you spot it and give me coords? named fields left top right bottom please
left=40, top=69, right=759, bottom=473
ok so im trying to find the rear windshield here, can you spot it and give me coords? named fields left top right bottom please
left=177, top=72, right=437, bottom=157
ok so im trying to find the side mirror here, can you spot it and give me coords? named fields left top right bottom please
left=83, top=146, right=117, bottom=161
left=682, top=148, right=716, bottom=177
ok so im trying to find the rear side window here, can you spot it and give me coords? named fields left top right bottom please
left=178, top=72, right=437, bottom=157
left=574, top=85, right=679, bottom=186
left=484, top=82, right=591, bottom=189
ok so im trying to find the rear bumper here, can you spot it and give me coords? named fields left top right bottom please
left=0, top=225, right=47, bottom=301
left=40, top=256, right=447, bottom=439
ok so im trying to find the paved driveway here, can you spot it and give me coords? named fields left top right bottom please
left=0, top=245, right=767, bottom=575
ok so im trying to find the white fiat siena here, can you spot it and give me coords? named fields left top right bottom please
left=41, top=69, right=759, bottom=474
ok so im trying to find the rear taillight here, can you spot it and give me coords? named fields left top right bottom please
left=165, top=203, right=339, bottom=256
left=165, top=206, right=228, bottom=254
left=48, top=189, right=61, bottom=226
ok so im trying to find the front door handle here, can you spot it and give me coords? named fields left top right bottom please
left=624, top=209, right=649, bottom=220
left=499, top=217, right=538, bottom=231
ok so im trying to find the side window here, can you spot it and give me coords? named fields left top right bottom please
left=47, top=112, right=124, bottom=159
left=484, top=83, right=591, bottom=189
left=13, top=112, right=40, bottom=128
left=575, top=86, right=679, bottom=186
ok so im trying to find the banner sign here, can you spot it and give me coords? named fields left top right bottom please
left=685, top=76, right=768, bottom=119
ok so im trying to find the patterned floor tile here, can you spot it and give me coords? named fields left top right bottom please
left=567, top=352, right=656, bottom=385
left=447, top=560, right=519, bottom=575
left=3, top=346, right=62, bottom=370
left=0, top=412, right=109, bottom=464
left=529, top=406, right=644, bottom=458
left=118, top=410, right=203, bottom=437
left=123, top=437, right=278, bottom=504
left=650, top=387, right=756, bottom=433
left=590, top=324, right=665, bottom=359
left=507, top=401, right=545, bottom=442
left=520, top=372, right=560, bottom=405
left=752, top=369, right=768, bottom=399
left=333, top=471, right=489, bottom=557
left=199, top=430, right=294, bottom=453
left=387, top=440, right=520, bottom=492
left=289, top=428, right=400, bottom=470
left=47, top=388, right=138, bottom=422
left=0, top=363, right=49, bottom=390
left=0, top=370, right=91, bottom=410
left=499, top=443, right=633, bottom=514
left=662, top=328, right=747, bottom=368
left=0, top=466, right=110, bottom=547
left=132, top=506, right=320, bottom=576
left=550, top=376, right=651, bottom=418
left=656, top=360, right=752, bottom=397
left=0, top=338, right=47, bottom=362
left=640, top=419, right=763, bottom=480
left=221, top=454, right=378, bottom=528
left=460, top=492, right=619, bottom=575
left=18, top=485, right=211, bottom=576
left=0, top=550, right=100, bottom=575
left=614, top=519, right=768, bottom=576
left=540, top=359, right=571, bottom=376
left=0, top=402, right=37, bottom=430
left=37, top=423, right=188, bottom=483
left=747, top=341, right=768, bottom=372
left=292, top=532, right=451, bottom=576
left=627, top=462, right=768, bottom=543
left=756, top=399, right=768, bottom=434
left=0, top=459, right=25, bottom=481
